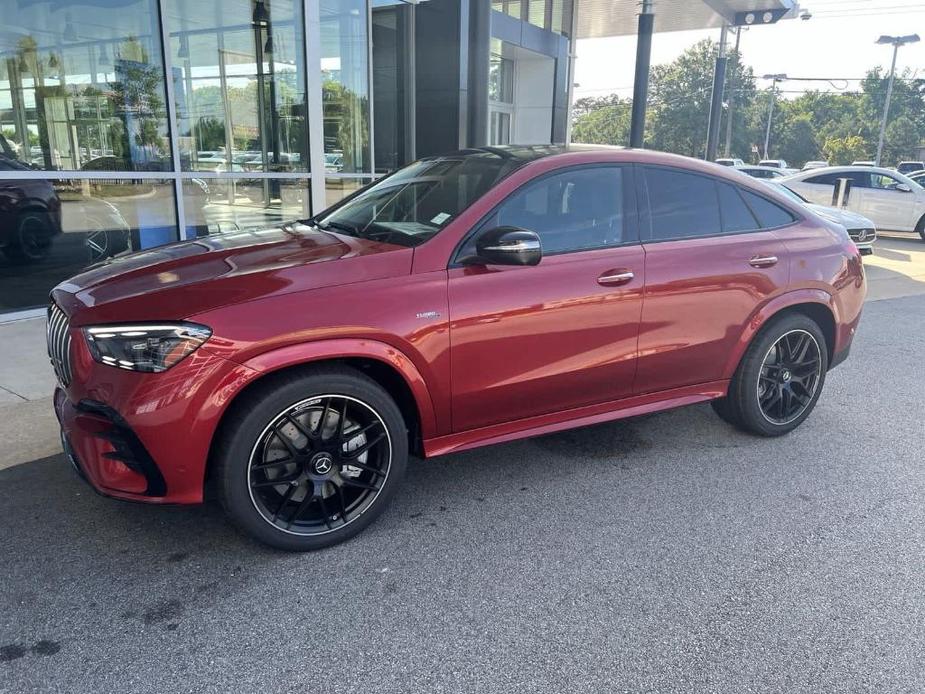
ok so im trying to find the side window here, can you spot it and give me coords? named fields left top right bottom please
left=718, top=183, right=760, bottom=233
left=870, top=173, right=902, bottom=190
left=806, top=173, right=838, bottom=185
left=846, top=172, right=872, bottom=189
left=644, top=167, right=721, bottom=240
left=741, top=190, right=797, bottom=228
left=490, top=166, right=627, bottom=254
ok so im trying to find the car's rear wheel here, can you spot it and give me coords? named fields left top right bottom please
left=916, top=214, right=925, bottom=242
left=713, top=313, right=828, bottom=437
left=214, top=366, right=408, bottom=551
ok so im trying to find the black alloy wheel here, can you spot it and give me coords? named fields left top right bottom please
left=757, top=329, right=822, bottom=425
left=248, top=395, right=391, bottom=536
left=711, top=313, right=828, bottom=437
left=215, top=366, right=408, bottom=551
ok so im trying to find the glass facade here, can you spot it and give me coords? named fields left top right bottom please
left=491, top=0, right=574, bottom=35
left=165, top=0, right=309, bottom=174
left=1, top=0, right=377, bottom=313
left=1, top=0, right=568, bottom=315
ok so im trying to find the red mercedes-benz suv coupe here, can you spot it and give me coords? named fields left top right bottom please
left=49, top=146, right=866, bottom=550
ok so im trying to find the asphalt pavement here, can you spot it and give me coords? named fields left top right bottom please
left=2, top=294, right=925, bottom=693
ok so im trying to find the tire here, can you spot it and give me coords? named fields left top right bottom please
left=6, top=210, right=54, bottom=263
left=710, top=396, right=740, bottom=427
left=916, top=215, right=925, bottom=242
left=714, top=313, right=828, bottom=437
left=214, top=365, right=408, bottom=551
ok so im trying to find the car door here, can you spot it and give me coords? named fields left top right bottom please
left=858, top=172, right=916, bottom=231
left=447, top=165, right=645, bottom=432
left=789, top=171, right=840, bottom=206
left=635, top=167, right=790, bottom=394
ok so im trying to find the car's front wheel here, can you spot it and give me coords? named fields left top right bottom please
left=214, top=366, right=408, bottom=551
left=713, top=313, right=828, bottom=437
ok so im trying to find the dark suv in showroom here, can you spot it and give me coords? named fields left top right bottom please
left=0, top=134, right=62, bottom=263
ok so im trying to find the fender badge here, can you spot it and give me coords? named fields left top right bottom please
left=416, top=311, right=441, bottom=319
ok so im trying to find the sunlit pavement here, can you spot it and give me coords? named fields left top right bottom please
left=1, top=239, right=925, bottom=691
left=861, top=233, right=925, bottom=302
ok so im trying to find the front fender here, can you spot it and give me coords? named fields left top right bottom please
left=235, top=338, right=440, bottom=439
left=721, top=288, right=837, bottom=380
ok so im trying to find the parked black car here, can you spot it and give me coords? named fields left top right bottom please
left=0, top=134, right=62, bottom=263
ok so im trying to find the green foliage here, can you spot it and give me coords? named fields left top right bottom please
left=822, top=135, right=868, bottom=165
left=195, top=117, right=226, bottom=151
left=571, top=40, right=925, bottom=167
left=571, top=98, right=631, bottom=145
left=884, top=116, right=921, bottom=165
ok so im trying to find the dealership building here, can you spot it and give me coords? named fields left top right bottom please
left=0, top=0, right=796, bottom=319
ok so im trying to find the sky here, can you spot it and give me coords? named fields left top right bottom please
left=574, top=0, right=925, bottom=101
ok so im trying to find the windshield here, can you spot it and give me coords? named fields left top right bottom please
left=314, top=153, right=526, bottom=247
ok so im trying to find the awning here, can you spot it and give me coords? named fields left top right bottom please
left=577, top=0, right=799, bottom=39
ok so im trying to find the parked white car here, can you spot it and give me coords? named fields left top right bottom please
left=737, top=165, right=788, bottom=180
left=763, top=181, right=877, bottom=255
left=784, top=166, right=925, bottom=240
left=802, top=160, right=829, bottom=170
left=715, top=158, right=745, bottom=167
left=759, top=158, right=789, bottom=169
left=897, top=161, right=924, bottom=175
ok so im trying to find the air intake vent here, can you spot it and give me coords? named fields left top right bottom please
left=47, top=302, right=73, bottom=387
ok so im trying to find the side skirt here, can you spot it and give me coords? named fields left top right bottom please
left=423, top=380, right=730, bottom=458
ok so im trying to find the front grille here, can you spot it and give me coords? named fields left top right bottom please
left=47, top=302, right=73, bottom=387
left=848, top=228, right=875, bottom=243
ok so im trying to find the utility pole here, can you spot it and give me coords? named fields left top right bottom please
left=874, top=34, right=920, bottom=166
left=705, top=24, right=729, bottom=161
left=724, top=27, right=743, bottom=157
left=762, top=73, right=787, bottom=160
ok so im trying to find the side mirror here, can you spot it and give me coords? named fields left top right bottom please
left=896, top=183, right=912, bottom=193
left=473, top=226, right=542, bottom=266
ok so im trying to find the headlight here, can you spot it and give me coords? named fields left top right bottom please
left=83, top=323, right=212, bottom=373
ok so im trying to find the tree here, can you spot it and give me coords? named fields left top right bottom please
left=883, top=116, right=922, bottom=165
left=571, top=98, right=631, bottom=145
left=566, top=41, right=924, bottom=166
left=822, top=135, right=868, bottom=165
left=648, top=39, right=757, bottom=157
left=776, top=114, right=819, bottom=165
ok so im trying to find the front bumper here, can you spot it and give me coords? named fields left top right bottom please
left=52, top=336, right=256, bottom=504
left=55, top=391, right=168, bottom=500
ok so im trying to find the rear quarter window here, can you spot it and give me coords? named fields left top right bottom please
left=741, top=190, right=798, bottom=228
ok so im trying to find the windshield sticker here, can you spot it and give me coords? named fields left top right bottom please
left=430, top=212, right=451, bottom=225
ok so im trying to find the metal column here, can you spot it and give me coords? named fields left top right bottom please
left=629, top=0, right=654, bottom=148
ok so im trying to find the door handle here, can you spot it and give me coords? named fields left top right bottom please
left=597, top=269, right=635, bottom=286
left=749, top=255, right=779, bottom=268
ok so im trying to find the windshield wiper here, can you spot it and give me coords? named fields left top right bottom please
left=317, top=220, right=360, bottom=236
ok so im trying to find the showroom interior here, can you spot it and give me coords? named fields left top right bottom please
left=0, top=0, right=574, bottom=318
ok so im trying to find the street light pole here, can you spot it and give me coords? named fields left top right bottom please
left=874, top=34, right=920, bottom=167
left=723, top=27, right=744, bottom=157
left=762, top=74, right=787, bottom=161
left=705, top=24, right=729, bottom=161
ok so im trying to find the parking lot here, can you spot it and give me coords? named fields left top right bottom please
left=2, top=238, right=925, bottom=693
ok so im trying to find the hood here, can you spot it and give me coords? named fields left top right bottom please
left=52, top=224, right=413, bottom=324
left=806, top=204, right=874, bottom=229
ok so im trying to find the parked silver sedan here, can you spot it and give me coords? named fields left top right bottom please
left=763, top=180, right=876, bottom=255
